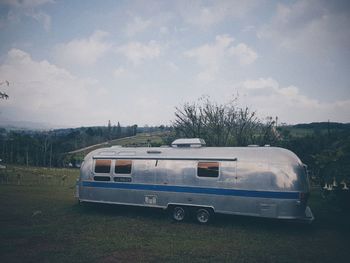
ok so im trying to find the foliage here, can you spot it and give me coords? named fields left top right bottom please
left=0, top=92, right=8, bottom=99
left=173, top=96, right=278, bottom=146
left=173, top=96, right=350, bottom=188
left=0, top=80, right=9, bottom=99
left=278, top=127, right=350, bottom=181
left=278, top=125, right=350, bottom=208
left=0, top=124, right=170, bottom=167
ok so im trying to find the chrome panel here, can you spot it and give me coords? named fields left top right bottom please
left=78, top=144, right=313, bottom=222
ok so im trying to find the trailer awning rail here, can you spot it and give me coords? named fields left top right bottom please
left=92, top=156, right=237, bottom=162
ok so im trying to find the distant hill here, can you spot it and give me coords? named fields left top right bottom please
left=277, top=122, right=350, bottom=138
left=0, top=124, right=172, bottom=167
left=292, top=122, right=350, bottom=130
left=67, top=131, right=169, bottom=157
left=0, top=120, right=69, bottom=130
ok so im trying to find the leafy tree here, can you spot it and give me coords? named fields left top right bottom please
left=277, top=126, right=350, bottom=189
left=312, top=135, right=350, bottom=184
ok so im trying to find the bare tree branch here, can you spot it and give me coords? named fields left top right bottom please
left=0, top=80, right=9, bottom=100
left=172, top=94, right=279, bottom=146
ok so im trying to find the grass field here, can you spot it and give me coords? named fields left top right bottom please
left=1, top=166, right=350, bottom=263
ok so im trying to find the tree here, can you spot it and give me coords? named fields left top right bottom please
left=0, top=80, right=9, bottom=99
left=173, top=95, right=278, bottom=146
left=107, top=120, right=111, bottom=141
left=132, top=124, right=138, bottom=136
left=116, top=122, right=121, bottom=138
left=86, top=127, right=95, bottom=136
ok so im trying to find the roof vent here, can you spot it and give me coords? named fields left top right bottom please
left=98, top=151, right=116, bottom=156
left=171, top=138, right=206, bottom=148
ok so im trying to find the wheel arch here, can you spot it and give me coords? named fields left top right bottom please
left=166, top=203, right=215, bottom=213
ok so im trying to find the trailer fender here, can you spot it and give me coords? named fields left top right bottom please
left=166, top=203, right=215, bottom=212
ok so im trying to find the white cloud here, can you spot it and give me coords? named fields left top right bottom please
left=2, top=0, right=53, bottom=31
left=258, top=0, right=350, bottom=56
left=185, top=35, right=234, bottom=66
left=229, top=43, right=257, bottom=65
left=242, top=25, right=255, bottom=33
left=184, top=35, right=234, bottom=81
left=54, top=30, right=112, bottom=66
left=160, top=26, right=169, bottom=34
left=1, top=49, right=349, bottom=126
left=30, top=10, right=51, bottom=31
left=237, top=77, right=350, bottom=123
left=0, top=49, right=102, bottom=126
left=116, top=41, right=161, bottom=65
left=166, top=61, right=179, bottom=72
left=112, top=67, right=126, bottom=78
left=178, top=0, right=259, bottom=28
left=185, top=35, right=257, bottom=81
left=3, top=0, right=54, bottom=8
left=125, top=16, right=152, bottom=37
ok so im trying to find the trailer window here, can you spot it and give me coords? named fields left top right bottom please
left=94, top=159, right=111, bottom=173
left=197, top=162, right=219, bottom=177
left=115, top=160, right=132, bottom=174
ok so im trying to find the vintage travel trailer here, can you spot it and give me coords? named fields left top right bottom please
left=76, top=138, right=314, bottom=224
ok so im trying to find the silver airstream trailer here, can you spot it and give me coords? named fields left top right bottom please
left=76, top=138, right=314, bottom=224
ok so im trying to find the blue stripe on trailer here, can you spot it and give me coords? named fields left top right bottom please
left=81, top=181, right=299, bottom=200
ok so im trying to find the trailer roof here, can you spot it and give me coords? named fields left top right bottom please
left=88, top=145, right=302, bottom=165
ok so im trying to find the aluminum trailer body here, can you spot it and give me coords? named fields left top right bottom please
left=76, top=139, right=314, bottom=223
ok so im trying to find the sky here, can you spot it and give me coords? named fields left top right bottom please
left=0, top=0, right=349, bottom=127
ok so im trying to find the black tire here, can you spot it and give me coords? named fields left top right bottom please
left=196, top=208, right=211, bottom=224
left=171, top=206, right=186, bottom=222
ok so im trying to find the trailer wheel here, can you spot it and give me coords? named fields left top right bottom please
left=196, top=208, right=211, bottom=224
left=172, top=206, right=186, bottom=222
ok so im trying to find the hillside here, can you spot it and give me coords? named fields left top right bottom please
left=0, top=125, right=172, bottom=167
left=67, top=131, right=170, bottom=162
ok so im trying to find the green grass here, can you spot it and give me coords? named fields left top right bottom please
left=109, top=132, right=167, bottom=147
left=278, top=127, right=315, bottom=138
left=1, top=166, right=350, bottom=263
